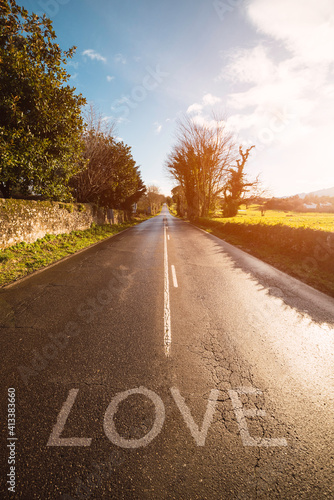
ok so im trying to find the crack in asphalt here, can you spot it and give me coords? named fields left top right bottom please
left=182, top=308, right=297, bottom=497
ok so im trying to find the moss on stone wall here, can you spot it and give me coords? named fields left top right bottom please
left=0, top=199, right=110, bottom=249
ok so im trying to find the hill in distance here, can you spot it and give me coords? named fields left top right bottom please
left=296, top=187, right=334, bottom=198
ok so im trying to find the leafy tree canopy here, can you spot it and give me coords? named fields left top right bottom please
left=0, top=0, right=86, bottom=200
left=70, top=109, right=146, bottom=209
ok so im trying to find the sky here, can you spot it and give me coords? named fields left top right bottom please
left=23, top=0, right=334, bottom=197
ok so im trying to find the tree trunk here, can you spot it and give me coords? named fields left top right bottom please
left=0, top=181, right=11, bottom=198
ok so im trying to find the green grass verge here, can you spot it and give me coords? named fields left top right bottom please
left=168, top=205, right=183, bottom=218
left=0, top=216, right=150, bottom=287
left=193, top=217, right=334, bottom=298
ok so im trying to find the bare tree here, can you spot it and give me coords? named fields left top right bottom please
left=165, top=114, right=237, bottom=218
left=146, top=185, right=165, bottom=214
left=137, top=185, right=165, bottom=215
left=222, top=145, right=258, bottom=217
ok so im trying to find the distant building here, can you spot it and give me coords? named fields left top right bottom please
left=303, top=203, right=317, bottom=209
left=303, top=202, right=332, bottom=210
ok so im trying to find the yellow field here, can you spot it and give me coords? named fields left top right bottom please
left=214, top=207, right=334, bottom=232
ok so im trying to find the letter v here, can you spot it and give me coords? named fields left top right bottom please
left=170, top=388, right=219, bottom=446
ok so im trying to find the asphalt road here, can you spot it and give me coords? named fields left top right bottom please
left=1, top=205, right=333, bottom=499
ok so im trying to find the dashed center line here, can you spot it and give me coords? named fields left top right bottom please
left=171, top=265, right=178, bottom=288
left=164, top=222, right=171, bottom=356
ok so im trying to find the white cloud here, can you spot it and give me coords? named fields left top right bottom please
left=101, top=116, right=114, bottom=122
left=248, top=0, right=334, bottom=65
left=217, top=1, right=334, bottom=143
left=226, top=113, right=258, bottom=133
left=187, top=103, right=203, bottom=114
left=82, top=49, right=106, bottom=63
left=220, top=45, right=276, bottom=84
left=202, top=93, right=221, bottom=106
left=107, top=75, right=115, bottom=82
left=67, top=60, right=79, bottom=69
left=187, top=93, right=221, bottom=115
left=154, top=122, right=162, bottom=134
left=191, top=114, right=211, bottom=127
left=174, top=1, right=334, bottom=194
left=183, top=93, right=228, bottom=134
left=113, top=96, right=130, bottom=105
left=114, top=53, right=127, bottom=64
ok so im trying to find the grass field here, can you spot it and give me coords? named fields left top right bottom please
left=0, top=217, right=149, bottom=287
left=213, top=206, right=334, bottom=232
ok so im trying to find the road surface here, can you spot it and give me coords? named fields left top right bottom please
left=1, top=205, right=333, bottom=499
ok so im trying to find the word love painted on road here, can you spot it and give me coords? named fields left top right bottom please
left=47, top=387, right=287, bottom=449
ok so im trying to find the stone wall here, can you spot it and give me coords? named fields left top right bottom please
left=0, top=199, right=126, bottom=249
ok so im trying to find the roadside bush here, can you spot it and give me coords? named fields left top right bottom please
left=198, top=218, right=334, bottom=275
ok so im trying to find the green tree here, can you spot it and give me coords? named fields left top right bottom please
left=70, top=109, right=146, bottom=210
left=167, top=148, right=198, bottom=218
left=0, top=0, right=86, bottom=200
left=118, top=165, right=146, bottom=211
left=171, top=185, right=186, bottom=216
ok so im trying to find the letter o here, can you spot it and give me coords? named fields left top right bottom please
left=143, top=75, right=157, bottom=91
left=258, top=128, right=274, bottom=145
left=269, top=116, right=285, bottom=134
left=97, top=289, right=113, bottom=306
left=39, top=0, right=59, bottom=17
left=103, top=387, right=165, bottom=448
left=131, top=86, right=147, bottom=103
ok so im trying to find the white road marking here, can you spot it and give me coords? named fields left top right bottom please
left=171, top=265, right=178, bottom=288
left=47, top=387, right=287, bottom=449
left=171, top=388, right=219, bottom=446
left=164, top=223, right=171, bottom=356
left=103, top=387, right=165, bottom=448
left=228, top=388, right=287, bottom=447
left=47, top=389, right=92, bottom=447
